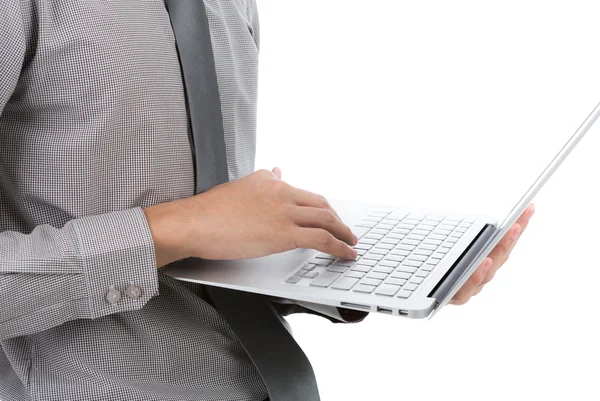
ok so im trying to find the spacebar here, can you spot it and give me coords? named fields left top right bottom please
left=310, top=271, right=341, bottom=288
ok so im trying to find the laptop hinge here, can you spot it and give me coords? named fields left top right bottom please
left=427, top=224, right=496, bottom=302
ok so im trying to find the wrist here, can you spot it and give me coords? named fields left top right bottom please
left=143, top=200, right=192, bottom=268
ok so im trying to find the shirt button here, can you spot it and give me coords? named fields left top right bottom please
left=106, top=289, right=122, bottom=305
left=125, top=285, right=142, bottom=300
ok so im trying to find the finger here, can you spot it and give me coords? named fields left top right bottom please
left=472, top=284, right=484, bottom=297
left=293, top=207, right=357, bottom=245
left=272, top=167, right=282, bottom=180
left=517, top=203, right=536, bottom=233
left=450, top=258, right=491, bottom=305
left=486, top=223, right=521, bottom=269
left=293, top=188, right=341, bottom=219
left=294, top=227, right=357, bottom=260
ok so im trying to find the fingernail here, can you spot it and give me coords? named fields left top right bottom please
left=484, top=258, right=492, bottom=270
left=351, top=249, right=358, bottom=259
left=352, top=234, right=359, bottom=245
left=527, top=206, right=536, bottom=221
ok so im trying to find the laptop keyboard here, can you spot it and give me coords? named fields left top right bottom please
left=285, top=209, right=474, bottom=299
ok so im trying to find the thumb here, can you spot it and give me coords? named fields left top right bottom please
left=271, top=167, right=282, bottom=180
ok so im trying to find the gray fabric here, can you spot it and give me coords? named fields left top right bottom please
left=0, top=1, right=267, bottom=400
left=165, top=2, right=320, bottom=399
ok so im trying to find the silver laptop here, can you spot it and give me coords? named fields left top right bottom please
left=165, top=101, right=600, bottom=319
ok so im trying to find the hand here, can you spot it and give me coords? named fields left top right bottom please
left=450, top=203, right=536, bottom=305
left=144, top=168, right=358, bottom=267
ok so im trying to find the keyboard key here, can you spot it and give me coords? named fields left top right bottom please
left=327, top=265, right=348, bottom=273
left=422, top=219, right=441, bottom=225
left=331, top=277, right=359, bottom=290
left=365, top=233, right=384, bottom=240
left=403, top=260, right=423, bottom=268
left=455, top=227, right=468, bottom=233
left=423, top=239, right=442, bottom=246
left=412, top=229, right=431, bottom=236
left=422, top=264, right=436, bottom=272
left=357, top=259, right=377, bottom=267
left=310, top=271, right=341, bottom=287
left=301, top=263, right=316, bottom=271
left=360, top=238, right=379, bottom=245
left=356, top=221, right=377, bottom=229
left=391, top=228, right=411, bottom=235
left=334, top=260, right=356, bottom=267
left=384, top=254, right=405, bottom=262
left=379, top=260, right=399, bottom=268
left=354, top=243, right=372, bottom=251
left=413, top=249, right=433, bottom=256
left=375, top=284, right=400, bottom=297
left=407, top=254, right=428, bottom=262
left=437, top=247, right=451, bottom=254
left=390, top=249, right=411, bottom=256
left=351, top=225, right=370, bottom=239
left=363, top=253, right=383, bottom=261
left=387, top=233, right=406, bottom=240
left=366, top=272, right=388, bottom=280
left=410, top=277, right=424, bottom=284
left=310, top=258, right=332, bottom=266
left=315, top=253, right=336, bottom=260
left=397, top=266, right=417, bottom=274
left=381, top=238, right=401, bottom=245
left=445, top=237, right=459, bottom=244
left=374, top=243, right=394, bottom=250
left=370, top=228, right=389, bottom=235
left=406, top=234, right=426, bottom=241
left=404, top=283, right=418, bottom=291
left=303, top=271, right=319, bottom=279
left=432, top=229, right=452, bottom=236
left=397, top=223, right=416, bottom=230
left=345, top=270, right=365, bottom=279
left=373, top=265, right=394, bottom=274
left=386, top=277, right=407, bottom=286
left=419, top=244, right=437, bottom=251
left=397, top=290, right=412, bottom=299
left=403, top=239, right=421, bottom=246
left=286, top=276, right=301, bottom=284
left=429, top=234, right=447, bottom=241
left=396, top=244, right=416, bottom=251
left=354, top=284, right=376, bottom=294
left=360, top=278, right=382, bottom=287
left=362, top=216, right=382, bottom=223
left=369, top=248, right=388, bottom=255
left=403, top=218, right=421, bottom=225
left=390, top=271, right=412, bottom=280
left=356, top=249, right=367, bottom=256
left=426, top=258, right=440, bottom=266
left=431, top=253, right=445, bottom=260
left=415, top=270, right=429, bottom=278
left=350, top=264, right=371, bottom=273
left=382, top=218, right=401, bottom=225
left=376, top=223, right=395, bottom=230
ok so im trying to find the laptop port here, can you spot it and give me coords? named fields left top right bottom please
left=340, top=302, right=370, bottom=311
left=398, top=310, right=409, bottom=316
left=377, top=307, right=393, bottom=314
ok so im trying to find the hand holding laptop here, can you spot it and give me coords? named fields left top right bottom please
left=450, top=204, right=535, bottom=305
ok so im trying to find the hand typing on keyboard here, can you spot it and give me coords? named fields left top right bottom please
left=450, top=203, right=536, bottom=305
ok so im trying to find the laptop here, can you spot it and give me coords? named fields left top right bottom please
left=164, top=100, right=600, bottom=319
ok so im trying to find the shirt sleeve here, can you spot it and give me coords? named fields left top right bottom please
left=0, top=3, right=159, bottom=341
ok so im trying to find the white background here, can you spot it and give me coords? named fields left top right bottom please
left=255, top=1, right=600, bottom=400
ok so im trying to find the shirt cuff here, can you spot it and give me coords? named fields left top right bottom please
left=70, top=208, right=159, bottom=319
